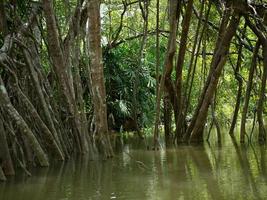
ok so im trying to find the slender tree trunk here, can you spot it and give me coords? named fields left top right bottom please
left=22, top=48, right=63, bottom=152
left=183, top=3, right=215, bottom=142
left=164, top=0, right=182, bottom=122
left=0, top=114, right=15, bottom=176
left=211, top=96, right=221, bottom=145
left=11, top=76, right=64, bottom=160
left=175, top=0, right=194, bottom=140
left=73, top=38, right=95, bottom=158
left=0, top=76, right=49, bottom=167
left=163, top=94, right=172, bottom=144
left=183, top=0, right=208, bottom=130
left=153, top=0, right=179, bottom=148
left=229, top=36, right=244, bottom=136
left=229, top=73, right=243, bottom=135
left=257, top=43, right=267, bottom=143
left=153, top=0, right=160, bottom=148
left=24, top=28, right=63, bottom=148
left=87, top=0, right=113, bottom=158
left=246, top=17, right=267, bottom=143
left=240, top=41, right=260, bottom=142
left=43, top=0, right=86, bottom=153
left=188, top=12, right=240, bottom=143
left=184, top=9, right=233, bottom=142
left=0, top=1, right=8, bottom=36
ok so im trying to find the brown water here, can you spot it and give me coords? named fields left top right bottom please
left=1, top=136, right=267, bottom=200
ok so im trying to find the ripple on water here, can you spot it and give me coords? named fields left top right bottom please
left=1, top=136, right=267, bottom=200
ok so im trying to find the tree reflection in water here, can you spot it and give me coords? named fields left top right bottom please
left=1, top=135, right=267, bottom=200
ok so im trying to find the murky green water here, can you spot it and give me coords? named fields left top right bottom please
left=1, top=135, right=267, bottom=200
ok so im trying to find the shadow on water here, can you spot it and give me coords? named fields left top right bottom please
left=1, top=134, right=267, bottom=200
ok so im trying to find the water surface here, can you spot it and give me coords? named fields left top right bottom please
left=1, top=135, right=267, bottom=200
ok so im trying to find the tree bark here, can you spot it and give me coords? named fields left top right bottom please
left=245, top=16, right=267, bottom=143
left=184, top=1, right=209, bottom=137
left=175, top=0, right=194, bottom=140
left=229, top=35, right=244, bottom=136
left=164, top=0, right=181, bottom=122
left=163, top=94, right=172, bottom=144
left=0, top=76, right=49, bottom=167
left=87, top=0, right=113, bottom=158
left=153, top=0, right=160, bottom=148
left=240, top=41, right=260, bottom=142
left=23, top=48, right=64, bottom=154
left=188, top=13, right=240, bottom=143
left=153, top=0, right=179, bottom=148
left=0, top=1, right=8, bottom=36
left=43, top=0, right=87, bottom=153
left=11, top=76, right=65, bottom=160
left=211, top=96, right=221, bottom=145
left=257, top=43, right=267, bottom=143
left=0, top=114, right=15, bottom=176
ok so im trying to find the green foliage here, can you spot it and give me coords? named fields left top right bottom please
left=103, top=40, right=159, bottom=129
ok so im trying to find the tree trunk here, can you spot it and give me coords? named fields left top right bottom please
left=153, top=0, right=160, bottom=148
left=245, top=17, right=267, bottom=143
left=229, top=36, right=244, bottom=136
left=188, top=13, right=240, bottom=143
left=87, top=0, right=113, bottom=158
left=164, top=94, right=172, bottom=144
left=211, top=97, right=221, bottom=145
left=183, top=1, right=208, bottom=138
left=163, top=0, right=181, bottom=122
left=22, top=48, right=64, bottom=152
left=153, top=0, right=179, bottom=148
left=175, top=0, right=194, bottom=140
left=240, top=41, right=260, bottom=142
left=0, top=114, right=15, bottom=176
left=0, top=76, right=49, bottom=167
left=43, top=0, right=86, bottom=153
left=73, top=38, right=95, bottom=158
left=183, top=7, right=231, bottom=142
left=11, top=77, right=64, bottom=160
left=0, top=1, right=8, bottom=36
left=257, top=43, right=267, bottom=143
